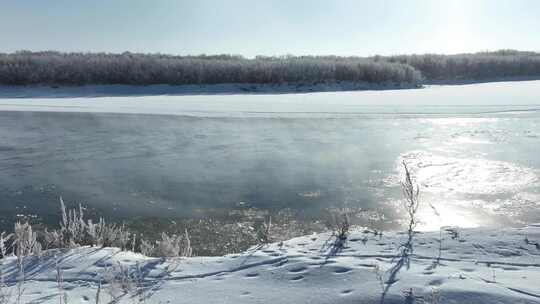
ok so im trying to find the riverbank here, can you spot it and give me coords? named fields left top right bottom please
left=2, top=77, right=540, bottom=99
left=0, top=82, right=419, bottom=98
left=1, top=224, right=539, bottom=303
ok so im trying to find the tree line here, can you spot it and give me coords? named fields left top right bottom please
left=385, top=50, right=540, bottom=81
left=0, top=50, right=538, bottom=86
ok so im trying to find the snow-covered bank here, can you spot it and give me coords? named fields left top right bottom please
left=0, top=80, right=539, bottom=118
left=0, top=82, right=417, bottom=99
left=1, top=225, right=539, bottom=303
left=1, top=78, right=539, bottom=100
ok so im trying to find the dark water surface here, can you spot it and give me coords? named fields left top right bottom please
left=1, top=109, right=539, bottom=235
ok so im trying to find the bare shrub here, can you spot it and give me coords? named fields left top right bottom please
left=43, top=198, right=134, bottom=250
left=256, top=216, right=272, bottom=245
left=58, top=198, right=87, bottom=247
left=327, top=209, right=351, bottom=241
left=140, top=230, right=193, bottom=258
left=14, top=222, right=42, bottom=264
left=180, top=230, right=193, bottom=258
left=321, top=208, right=353, bottom=259
left=5, top=198, right=175, bottom=255
left=139, top=238, right=155, bottom=257
left=130, top=234, right=137, bottom=252
left=0, top=198, right=198, bottom=304
left=396, top=161, right=421, bottom=263
left=13, top=222, right=42, bottom=304
left=3, top=198, right=195, bottom=260
left=154, top=233, right=181, bottom=257
left=401, top=161, right=420, bottom=234
left=93, top=219, right=131, bottom=249
left=98, top=260, right=150, bottom=304
left=42, top=228, right=61, bottom=250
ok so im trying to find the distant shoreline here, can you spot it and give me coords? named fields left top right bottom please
left=0, top=82, right=419, bottom=98
left=425, top=75, right=540, bottom=86
left=3, top=50, right=540, bottom=98
left=1, top=76, right=540, bottom=98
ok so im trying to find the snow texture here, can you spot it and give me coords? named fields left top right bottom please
left=1, top=81, right=540, bottom=118
left=1, top=225, right=539, bottom=303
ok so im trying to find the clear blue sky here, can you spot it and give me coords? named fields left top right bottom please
left=1, top=0, right=539, bottom=56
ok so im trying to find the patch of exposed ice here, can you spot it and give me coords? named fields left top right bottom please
left=415, top=199, right=490, bottom=231
left=452, top=136, right=493, bottom=145
left=391, top=151, right=539, bottom=195
left=422, top=117, right=499, bottom=126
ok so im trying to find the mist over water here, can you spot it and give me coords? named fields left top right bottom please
left=1, top=81, right=539, bottom=236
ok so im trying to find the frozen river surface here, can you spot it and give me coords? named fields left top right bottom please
left=0, top=81, right=539, bottom=231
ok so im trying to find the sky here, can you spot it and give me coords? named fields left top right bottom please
left=1, top=0, right=539, bottom=57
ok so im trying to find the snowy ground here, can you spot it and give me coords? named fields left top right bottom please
left=1, top=225, right=540, bottom=304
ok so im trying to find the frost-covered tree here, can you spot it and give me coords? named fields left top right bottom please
left=385, top=50, right=540, bottom=81
left=0, top=51, right=422, bottom=86
left=1, top=50, right=537, bottom=87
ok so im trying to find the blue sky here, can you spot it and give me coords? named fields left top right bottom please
left=1, top=0, right=539, bottom=56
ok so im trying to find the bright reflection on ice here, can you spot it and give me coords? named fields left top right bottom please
left=389, top=150, right=540, bottom=231
left=452, top=136, right=493, bottom=145
left=397, top=151, right=538, bottom=195
left=422, top=117, right=499, bottom=126
left=416, top=200, right=484, bottom=231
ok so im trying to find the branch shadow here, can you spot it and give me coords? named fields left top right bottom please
left=379, top=229, right=415, bottom=304
left=319, top=234, right=347, bottom=266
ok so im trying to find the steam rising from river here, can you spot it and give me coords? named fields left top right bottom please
left=1, top=81, right=540, bottom=234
